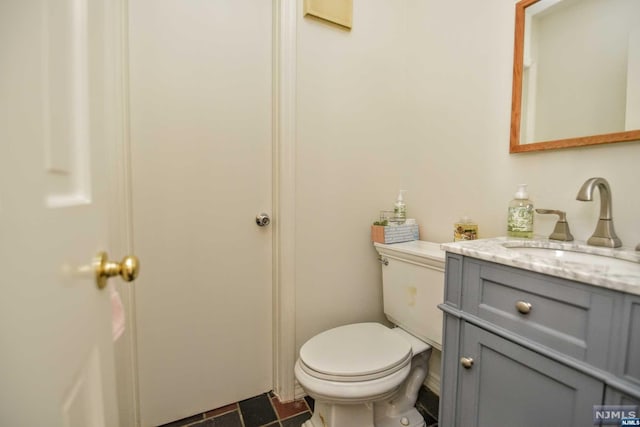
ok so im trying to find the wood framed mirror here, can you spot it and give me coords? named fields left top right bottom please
left=510, top=0, right=640, bottom=153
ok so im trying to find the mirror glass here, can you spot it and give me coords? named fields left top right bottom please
left=510, top=0, right=640, bottom=152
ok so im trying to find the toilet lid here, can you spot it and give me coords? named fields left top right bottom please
left=299, top=323, right=412, bottom=381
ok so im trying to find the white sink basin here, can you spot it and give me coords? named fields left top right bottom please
left=508, top=246, right=639, bottom=269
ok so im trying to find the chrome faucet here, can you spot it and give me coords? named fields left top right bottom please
left=576, top=177, right=622, bottom=248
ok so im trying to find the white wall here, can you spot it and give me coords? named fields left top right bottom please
left=296, top=0, right=409, bottom=345
left=294, top=0, right=640, bottom=368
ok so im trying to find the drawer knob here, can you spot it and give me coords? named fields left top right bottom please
left=460, top=357, right=474, bottom=369
left=516, top=300, right=532, bottom=314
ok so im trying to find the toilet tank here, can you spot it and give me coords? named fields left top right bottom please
left=374, top=241, right=445, bottom=350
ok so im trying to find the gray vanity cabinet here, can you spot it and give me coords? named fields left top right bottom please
left=616, top=294, right=640, bottom=384
left=440, top=254, right=640, bottom=427
left=605, top=388, right=640, bottom=407
left=605, top=294, right=640, bottom=408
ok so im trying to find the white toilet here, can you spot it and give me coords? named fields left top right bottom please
left=294, top=240, right=445, bottom=427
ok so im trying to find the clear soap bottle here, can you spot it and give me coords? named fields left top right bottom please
left=394, top=190, right=407, bottom=224
left=507, top=184, right=534, bottom=238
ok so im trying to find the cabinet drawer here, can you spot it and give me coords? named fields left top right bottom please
left=461, top=258, right=617, bottom=368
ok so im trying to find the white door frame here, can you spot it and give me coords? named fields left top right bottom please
left=112, top=1, right=298, bottom=424
left=109, top=0, right=141, bottom=425
left=271, top=0, right=298, bottom=403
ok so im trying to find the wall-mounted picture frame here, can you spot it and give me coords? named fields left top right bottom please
left=304, top=0, right=353, bottom=29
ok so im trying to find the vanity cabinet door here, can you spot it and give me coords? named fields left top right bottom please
left=614, top=295, right=640, bottom=385
left=456, top=323, right=603, bottom=427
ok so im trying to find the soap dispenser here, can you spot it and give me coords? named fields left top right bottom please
left=507, top=184, right=534, bottom=238
left=394, top=190, right=407, bottom=224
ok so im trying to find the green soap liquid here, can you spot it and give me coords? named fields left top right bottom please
left=507, top=229, right=533, bottom=238
left=507, top=205, right=534, bottom=238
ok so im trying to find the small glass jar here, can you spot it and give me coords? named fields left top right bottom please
left=454, top=217, right=478, bottom=241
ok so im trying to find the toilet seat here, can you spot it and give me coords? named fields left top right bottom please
left=298, top=323, right=412, bottom=382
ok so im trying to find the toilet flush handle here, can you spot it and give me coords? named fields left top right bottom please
left=378, top=256, right=389, bottom=266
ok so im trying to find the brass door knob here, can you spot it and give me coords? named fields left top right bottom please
left=95, top=252, right=140, bottom=289
left=460, top=357, right=474, bottom=369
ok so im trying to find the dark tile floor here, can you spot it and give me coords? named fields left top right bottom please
left=158, top=392, right=312, bottom=427
left=159, top=386, right=439, bottom=427
left=416, top=386, right=440, bottom=427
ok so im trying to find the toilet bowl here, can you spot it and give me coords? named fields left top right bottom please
left=295, top=323, right=414, bottom=403
left=296, top=323, right=431, bottom=427
left=295, top=241, right=445, bottom=427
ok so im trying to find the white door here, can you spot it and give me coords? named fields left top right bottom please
left=0, top=0, right=125, bottom=426
left=128, top=1, right=273, bottom=425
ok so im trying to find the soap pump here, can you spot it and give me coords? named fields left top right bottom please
left=394, top=190, right=407, bottom=224
left=507, top=184, right=534, bottom=238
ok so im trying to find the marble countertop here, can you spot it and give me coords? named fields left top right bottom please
left=441, top=237, right=640, bottom=296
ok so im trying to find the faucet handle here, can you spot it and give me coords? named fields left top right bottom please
left=535, top=209, right=574, bottom=241
left=535, top=209, right=567, bottom=221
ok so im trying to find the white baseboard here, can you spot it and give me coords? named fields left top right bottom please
left=294, top=379, right=307, bottom=400
left=424, top=370, right=440, bottom=396
left=425, top=348, right=441, bottom=396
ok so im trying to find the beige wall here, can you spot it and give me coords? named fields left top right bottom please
left=295, top=0, right=640, bottom=355
left=296, top=0, right=407, bottom=345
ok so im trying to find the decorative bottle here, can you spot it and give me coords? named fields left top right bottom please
left=394, top=190, right=407, bottom=224
left=507, top=184, right=534, bottom=238
left=454, top=217, right=478, bottom=241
